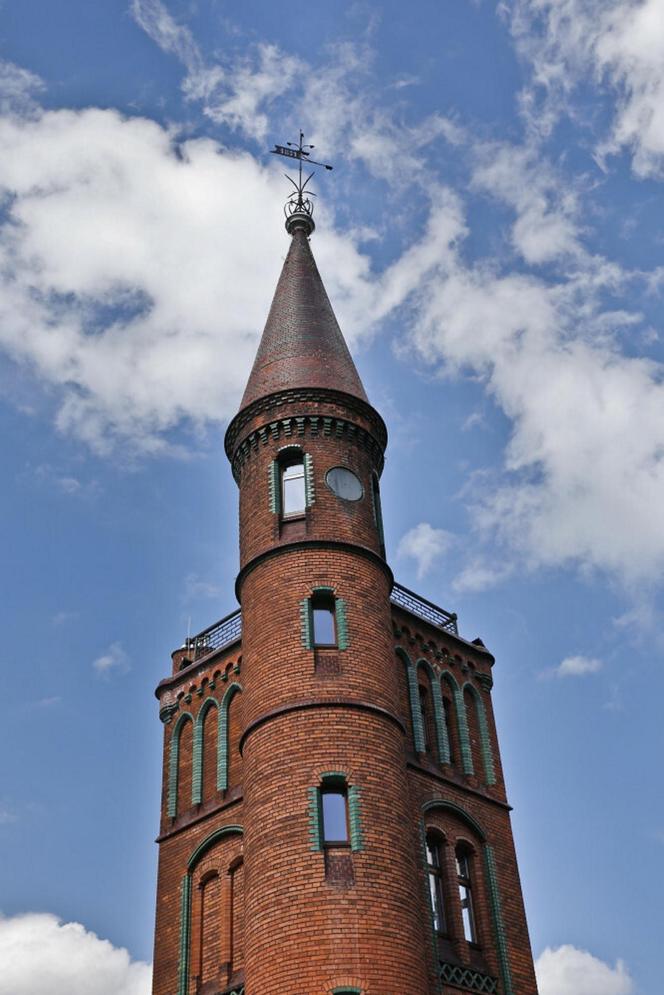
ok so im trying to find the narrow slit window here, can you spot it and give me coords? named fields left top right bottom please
left=419, top=685, right=430, bottom=752
left=312, top=593, right=336, bottom=647
left=456, top=847, right=477, bottom=943
left=426, top=833, right=447, bottom=934
left=322, top=788, right=348, bottom=844
left=281, top=459, right=306, bottom=515
left=443, top=696, right=455, bottom=764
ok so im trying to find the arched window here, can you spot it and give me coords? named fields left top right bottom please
left=312, top=590, right=337, bottom=647
left=281, top=455, right=306, bottom=515
left=269, top=449, right=314, bottom=517
left=442, top=693, right=456, bottom=764
left=425, top=832, right=447, bottom=934
left=321, top=784, right=349, bottom=844
left=419, top=685, right=430, bottom=753
left=455, top=844, right=477, bottom=943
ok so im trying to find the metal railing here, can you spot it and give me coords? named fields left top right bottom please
left=390, top=582, right=458, bottom=635
left=184, top=581, right=457, bottom=662
left=185, top=608, right=242, bottom=660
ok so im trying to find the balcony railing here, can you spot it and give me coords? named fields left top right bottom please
left=184, top=581, right=457, bottom=662
left=185, top=608, right=242, bottom=660
left=390, top=582, right=458, bottom=635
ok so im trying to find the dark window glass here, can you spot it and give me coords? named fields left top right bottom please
left=426, top=833, right=447, bottom=933
left=419, top=685, right=430, bottom=752
left=322, top=789, right=348, bottom=843
left=282, top=460, right=305, bottom=515
left=443, top=696, right=455, bottom=763
left=312, top=594, right=336, bottom=646
left=456, top=848, right=477, bottom=943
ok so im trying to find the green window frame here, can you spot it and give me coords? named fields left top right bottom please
left=308, top=773, right=364, bottom=852
left=300, top=588, right=349, bottom=650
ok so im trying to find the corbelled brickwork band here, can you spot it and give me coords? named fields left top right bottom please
left=151, top=210, right=539, bottom=995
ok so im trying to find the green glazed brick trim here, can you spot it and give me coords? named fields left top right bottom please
left=465, top=684, right=496, bottom=785
left=177, top=873, right=191, bottom=995
left=405, top=659, right=426, bottom=753
left=218, top=683, right=242, bottom=791
left=335, top=598, right=349, bottom=650
left=308, top=786, right=323, bottom=851
left=192, top=698, right=218, bottom=805
left=454, top=684, right=474, bottom=775
left=304, top=452, right=315, bottom=506
left=300, top=597, right=313, bottom=649
left=348, top=784, right=364, bottom=851
left=268, top=459, right=280, bottom=514
left=332, top=989, right=362, bottom=994
left=168, top=712, right=193, bottom=818
left=483, top=845, right=514, bottom=995
left=430, top=676, right=451, bottom=766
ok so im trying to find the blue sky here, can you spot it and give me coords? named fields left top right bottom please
left=0, top=2, right=662, bottom=993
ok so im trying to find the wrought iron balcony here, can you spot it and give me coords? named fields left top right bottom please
left=185, top=608, right=242, bottom=660
left=390, top=582, right=458, bottom=635
left=184, top=581, right=457, bottom=662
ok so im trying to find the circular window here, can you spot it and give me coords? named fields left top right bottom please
left=325, top=466, right=364, bottom=501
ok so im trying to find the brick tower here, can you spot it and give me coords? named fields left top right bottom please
left=152, top=196, right=539, bottom=995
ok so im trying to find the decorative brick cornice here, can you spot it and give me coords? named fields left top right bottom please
left=227, top=407, right=386, bottom=482
left=476, top=672, right=494, bottom=692
left=225, top=386, right=387, bottom=463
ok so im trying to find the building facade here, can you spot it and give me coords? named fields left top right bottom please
left=152, top=202, right=539, bottom=995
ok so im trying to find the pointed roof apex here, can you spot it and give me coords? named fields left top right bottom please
left=240, top=226, right=369, bottom=409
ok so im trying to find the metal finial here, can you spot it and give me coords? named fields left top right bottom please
left=269, top=130, right=333, bottom=236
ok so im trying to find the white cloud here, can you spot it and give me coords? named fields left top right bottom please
left=471, top=142, right=582, bottom=264
left=535, top=944, right=634, bottom=995
left=406, top=198, right=664, bottom=587
left=0, top=913, right=151, bottom=995
left=0, top=59, right=43, bottom=116
left=131, top=0, right=300, bottom=141
left=554, top=654, right=603, bottom=677
left=92, top=642, right=130, bottom=678
left=397, top=522, right=454, bottom=579
left=509, top=0, right=664, bottom=179
left=0, top=103, right=391, bottom=453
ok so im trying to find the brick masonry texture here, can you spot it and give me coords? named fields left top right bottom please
left=151, top=227, right=539, bottom=995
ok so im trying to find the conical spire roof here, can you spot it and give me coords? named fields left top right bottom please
left=240, top=227, right=368, bottom=408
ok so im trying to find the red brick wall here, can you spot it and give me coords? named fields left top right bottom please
left=151, top=388, right=538, bottom=995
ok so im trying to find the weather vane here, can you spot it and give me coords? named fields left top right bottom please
left=270, top=130, right=333, bottom=234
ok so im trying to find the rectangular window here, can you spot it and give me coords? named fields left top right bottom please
left=426, top=833, right=447, bottom=933
left=456, top=851, right=477, bottom=943
left=322, top=790, right=348, bottom=844
left=313, top=602, right=336, bottom=646
left=282, top=460, right=306, bottom=515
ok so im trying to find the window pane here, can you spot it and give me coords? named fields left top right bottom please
left=460, top=886, right=476, bottom=942
left=456, top=852, right=470, bottom=879
left=282, top=463, right=305, bottom=514
left=322, top=791, right=348, bottom=842
left=426, top=837, right=440, bottom=868
left=313, top=606, right=336, bottom=645
left=429, top=873, right=442, bottom=931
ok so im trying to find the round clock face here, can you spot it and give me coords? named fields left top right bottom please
left=325, top=466, right=364, bottom=501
